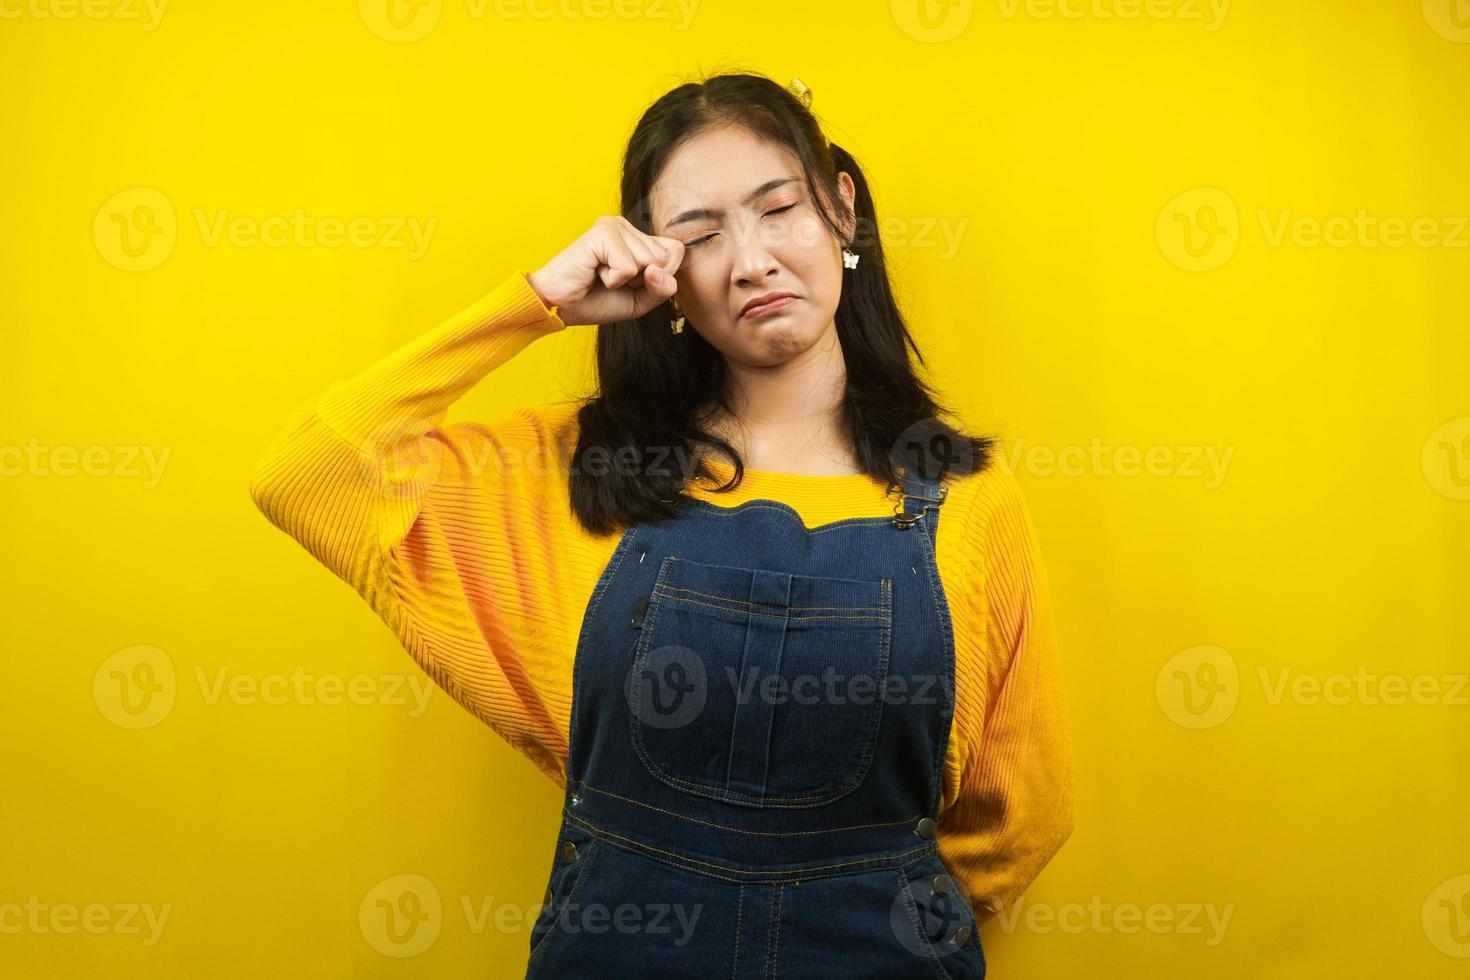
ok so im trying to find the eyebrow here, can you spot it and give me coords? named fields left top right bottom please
left=662, top=176, right=802, bottom=230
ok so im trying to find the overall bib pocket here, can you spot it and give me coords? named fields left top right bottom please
left=627, top=555, right=893, bottom=807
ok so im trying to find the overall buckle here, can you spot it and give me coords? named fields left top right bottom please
left=884, top=478, right=948, bottom=529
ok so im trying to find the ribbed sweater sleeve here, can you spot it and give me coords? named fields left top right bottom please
left=936, top=457, right=1076, bottom=919
left=247, top=269, right=582, bottom=783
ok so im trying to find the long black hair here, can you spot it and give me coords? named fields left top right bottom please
left=568, top=70, right=995, bottom=535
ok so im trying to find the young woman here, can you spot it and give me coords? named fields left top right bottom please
left=249, top=72, right=1073, bottom=979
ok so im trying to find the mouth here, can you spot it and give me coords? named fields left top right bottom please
left=740, top=293, right=799, bottom=320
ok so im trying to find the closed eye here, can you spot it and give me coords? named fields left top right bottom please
left=685, top=204, right=799, bottom=249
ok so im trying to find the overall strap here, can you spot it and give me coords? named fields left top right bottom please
left=888, top=465, right=949, bottom=533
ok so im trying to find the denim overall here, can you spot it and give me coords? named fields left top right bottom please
left=525, top=467, right=987, bottom=979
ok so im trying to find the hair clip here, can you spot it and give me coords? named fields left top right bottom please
left=786, top=78, right=813, bottom=109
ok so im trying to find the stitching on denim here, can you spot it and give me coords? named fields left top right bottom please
left=653, top=588, right=890, bottom=622
left=726, top=574, right=787, bottom=798
left=627, top=585, right=894, bottom=804
left=765, top=883, right=783, bottom=980
left=917, top=502, right=958, bottom=814
left=626, top=554, right=674, bottom=794
left=803, top=576, right=892, bottom=807
left=756, top=569, right=794, bottom=799
left=628, top=559, right=892, bottom=805
left=568, top=525, right=640, bottom=777
left=566, top=814, right=936, bottom=880
left=658, top=580, right=888, bottom=615
left=574, top=779, right=927, bottom=836
left=731, top=884, right=744, bottom=980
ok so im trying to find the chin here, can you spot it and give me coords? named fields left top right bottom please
left=741, top=319, right=823, bottom=362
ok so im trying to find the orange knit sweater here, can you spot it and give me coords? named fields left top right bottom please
left=247, top=268, right=1074, bottom=917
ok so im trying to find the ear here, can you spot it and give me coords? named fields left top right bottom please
left=836, top=171, right=857, bottom=244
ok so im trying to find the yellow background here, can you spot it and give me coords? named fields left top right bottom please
left=3, top=0, right=1468, bottom=976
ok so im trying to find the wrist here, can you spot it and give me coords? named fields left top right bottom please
left=524, top=269, right=560, bottom=312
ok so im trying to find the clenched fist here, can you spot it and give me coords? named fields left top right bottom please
left=527, top=216, right=686, bottom=327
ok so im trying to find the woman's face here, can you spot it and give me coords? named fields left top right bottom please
left=649, top=125, right=856, bottom=368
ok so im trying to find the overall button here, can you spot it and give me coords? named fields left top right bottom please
left=560, top=841, right=578, bottom=863
left=914, top=817, right=937, bottom=839
left=931, top=874, right=952, bottom=896
left=951, top=924, right=972, bottom=947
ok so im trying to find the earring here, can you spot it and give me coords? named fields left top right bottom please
left=670, top=303, right=685, bottom=334
left=842, top=246, right=860, bottom=269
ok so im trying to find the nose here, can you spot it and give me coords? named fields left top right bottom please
left=729, top=217, right=781, bottom=287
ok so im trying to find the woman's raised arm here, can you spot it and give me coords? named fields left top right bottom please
left=245, top=270, right=590, bottom=781
left=247, top=270, right=568, bottom=603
